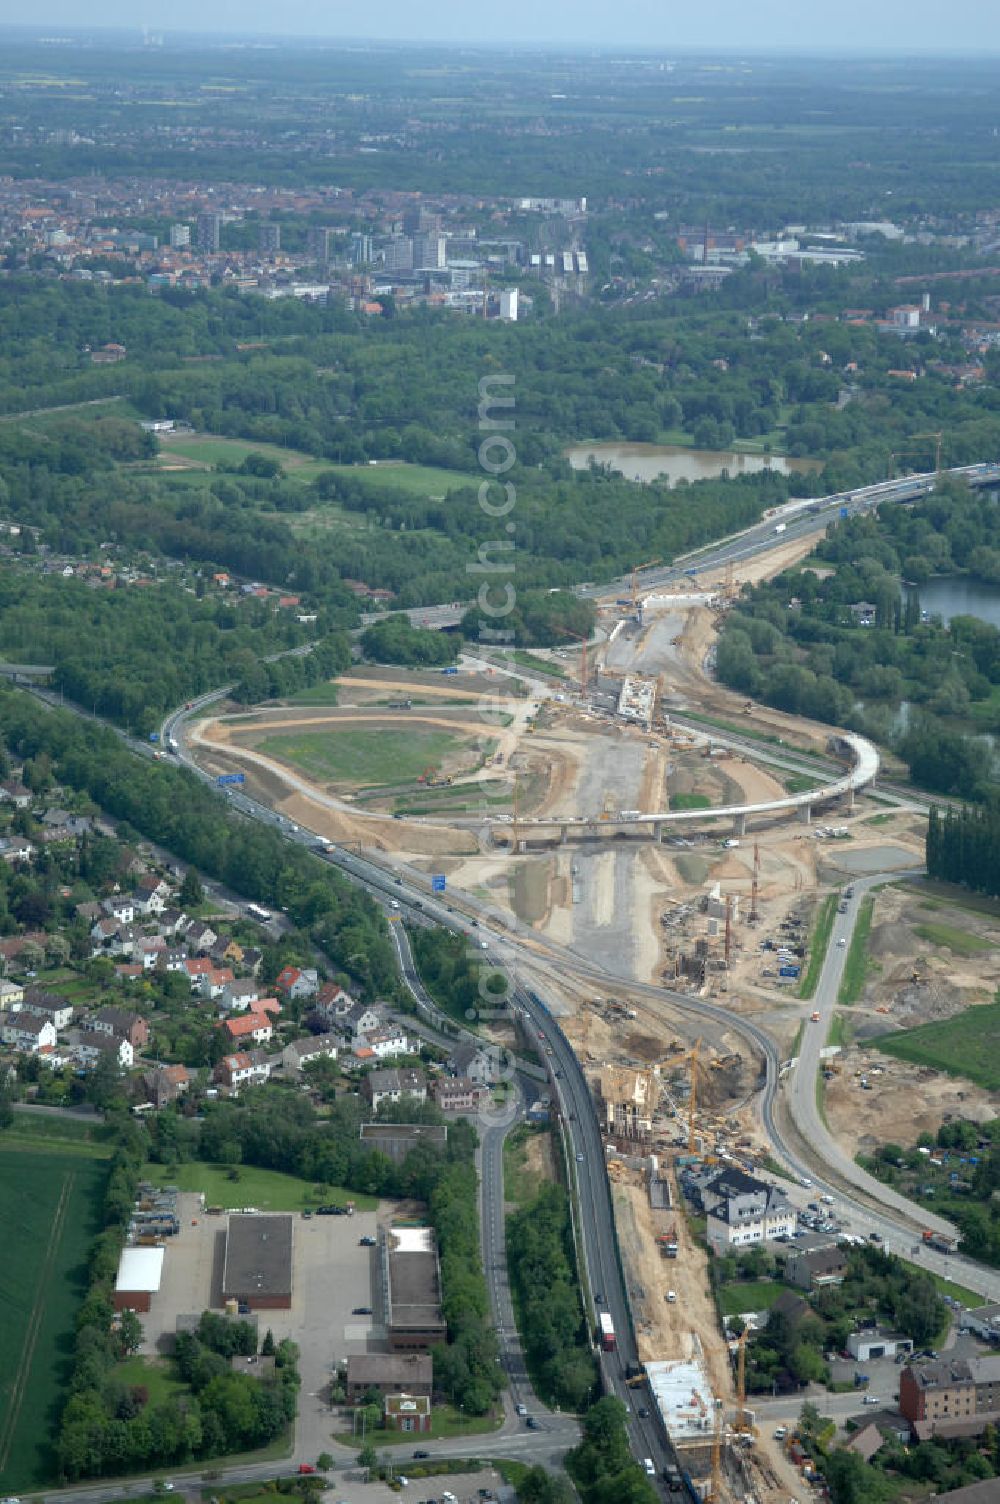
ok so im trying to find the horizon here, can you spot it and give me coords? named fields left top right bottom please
left=2, top=6, right=999, bottom=55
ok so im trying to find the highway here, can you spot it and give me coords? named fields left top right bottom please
left=346, top=464, right=1000, bottom=651
left=581, top=461, right=1000, bottom=602
left=160, top=705, right=1000, bottom=1313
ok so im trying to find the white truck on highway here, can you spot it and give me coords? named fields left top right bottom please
left=774, top=521, right=787, bottom=534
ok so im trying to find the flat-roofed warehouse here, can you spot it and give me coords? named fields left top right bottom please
left=381, top=1225, right=446, bottom=1351
left=222, top=1214, right=293, bottom=1310
left=114, top=1245, right=164, bottom=1313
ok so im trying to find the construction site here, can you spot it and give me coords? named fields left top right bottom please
left=591, top=1031, right=805, bottom=1503
left=184, top=531, right=937, bottom=1504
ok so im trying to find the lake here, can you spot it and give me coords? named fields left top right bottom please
left=564, top=441, right=821, bottom=485
left=912, top=575, right=1000, bottom=631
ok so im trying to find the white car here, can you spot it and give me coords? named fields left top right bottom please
left=837, top=937, right=847, bottom=947
left=863, top=1393, right=880, bottom=1405
left=516, top=1402, right=528, bottom=1416
left=800, top=1176, right=812, bottom=1188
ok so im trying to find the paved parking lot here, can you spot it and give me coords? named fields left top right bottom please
left=319, top=1465, right=512, bottom=1504
left=141, top=1192, right=217, bottom=1356
left=137, top=1196, right=383, bottom=1413
left=828, top=1328, right=982, bottom=1409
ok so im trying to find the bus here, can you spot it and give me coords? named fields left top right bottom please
left=246, top=903, right=273, bottom=923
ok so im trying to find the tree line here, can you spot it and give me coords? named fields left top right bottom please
left=506, top=1178, right=599, bottom=1412
left=926, top=804, right=1000, bottom=897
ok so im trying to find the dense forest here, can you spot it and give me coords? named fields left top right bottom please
left=6, top=275, right=1000, bottom=632
left=926, top=804, right=1000, bottom=898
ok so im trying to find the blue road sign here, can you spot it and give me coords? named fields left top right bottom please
left=431, top=874, right=446, bottom=892
left=840, top=506, right=849, bottom=518
left=217, top=773, right=246, bottom=786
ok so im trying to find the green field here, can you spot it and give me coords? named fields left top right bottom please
left=669, top=792, right=711, bottom=811
left=160, top=434, right=472, bottom=500
left=913, top=921, right=995, bottom=957
left=923, top=1270, right=983, bottom=1309
left=313, top=459, right=474, bottom=497
left=141, top=1161, right=377, bottom=1213
left=334, top=1403, right=501, bottom=1447
left=826, top=1013, right=852, bottom=1050
left=503, top=1124, right=556, bottom=1208
left=4, top=1111, right=111, bottom=1157
left=280, top=682, right=340, bottom=706
left=0, top=1146, right=110, bottom=1491
left=717, top=1281, right=790, bottom=1316
left=498, top=649, right=568, bottom=680
left=876, top=1000, right=1000, bottom=1091
left=784, top=773, right=822, bottom=794
left=797, top=893, right=837, bottom=1000
left=113, top=1355, right=186, bottom=1407
left=258, top=726, right=470, bottom=787
left=837, top=895, right=875, bottom=1005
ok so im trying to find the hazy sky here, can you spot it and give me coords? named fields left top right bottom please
left=11, top=1, right=996, bottom=52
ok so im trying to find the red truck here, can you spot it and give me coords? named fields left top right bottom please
left=599, top=1312, right=616, bottom=1352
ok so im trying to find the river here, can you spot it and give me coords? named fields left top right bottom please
left=564, top=440, right=821, bottom=485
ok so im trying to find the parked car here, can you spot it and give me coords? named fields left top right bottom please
left=359, top=1235, right=376, bottom=1246
left=352, top=1306, right=373, bottom=1315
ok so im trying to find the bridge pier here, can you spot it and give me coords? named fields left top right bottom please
left=732, top=812, right=747, bottom=838
left=798, top=803, right=812, bottom=825
left=560, top=825, right=568, bottom=845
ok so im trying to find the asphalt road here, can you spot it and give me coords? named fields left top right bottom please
left=783, top=869, right=1000, bottom=1301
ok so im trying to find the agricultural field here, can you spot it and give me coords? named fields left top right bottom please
left=141, top=1160, right=377, bottom=1213
left=257, top=725, right=471, bottom=788
left=0, top=1145, right=110, bottom=1491
left=877, top=1000, right=1000, bottom=1091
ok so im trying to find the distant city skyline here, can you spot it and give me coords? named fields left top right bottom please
left=5, top=3, right=999, bottom=53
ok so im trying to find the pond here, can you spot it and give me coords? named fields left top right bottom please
left=910, top=575, right=1000, bottom=632
left=564, top=440, right=821, bottom=485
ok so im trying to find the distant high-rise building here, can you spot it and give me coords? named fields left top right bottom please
left=402, top=206, right=439, bottom=237
left=381, top=237, right=414, bottom=275
left=499, top=288, right=519, bottom=322
left=412, top=233, right=446, bottom=270
left=196, top=213, right=221, bottom=253
left=351, top=233, right=373, bottom=266
left=308, top=226, right=336, bottom=265
left=259, top=221, right=281, bottom=256
left=169, top=223, right=191, bottom=249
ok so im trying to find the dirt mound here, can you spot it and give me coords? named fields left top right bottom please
left=867, top=921, right=913, bottom=960
left=624, top=1032, right=667, bottom=1062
